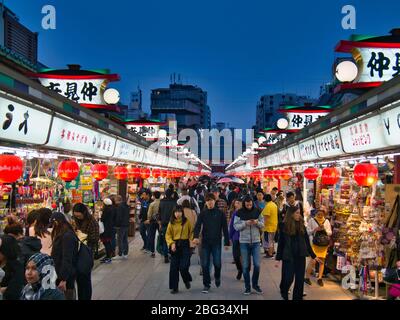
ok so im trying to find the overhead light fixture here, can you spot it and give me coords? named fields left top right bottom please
left=103, top=88, right=120, bottom=105
left=335, top=60, right=358, bottom=83
left=277, top=118, right=289, bottom=130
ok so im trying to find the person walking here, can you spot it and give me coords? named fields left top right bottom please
left=50, top=212, right=79, bottom=300
left=0, top=235, right=25, bottom=300
left=305, top=207, right=332, bottom=287
left=194, top=185, right=206, bottom=212
left=182, top=199, right=197, bottom=231
left=159, top=189, right=177, bottom=263
left=254, top=190, right=266, bottom=212
left=166, top=206, right=194, bottom=294
left=262, top=194, right=279, bottom=258
left=114, top=195, right=131, bottom=259
left=139, top=190, right=151, bottom=253
left=193, top=193, right=230, bottom=294
left=211, top=187, right=229, bottom=224
left=275, top=207, right=321, bottom=300
left=99, top=198, right=116, bottom=264
left=21, top=253, right=65, bottom=300
left=146, top=191, right=161, bottom=258
left=234, top=196, right=264, bottom=295
left=228, top=199, right=246, bottom=280
left=177, top=189, right=200, bottom=215
left=72, top=203, right=98, bottom=301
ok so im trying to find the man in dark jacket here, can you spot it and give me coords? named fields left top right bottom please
left=193, top=193, right=230, bottom=294
left=114, top=195, right=131, bottom=259
left=139, top=190, right=151, bottom=254
left=100, top=198, right=116, bottom=263
left=4, top=221, right=42, bottom=267
left=158, top=189, right=176, bottom=263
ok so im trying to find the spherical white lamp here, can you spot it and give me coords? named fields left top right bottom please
left=183, top=148, right=189, bottom=154
left=103, top=88, right=120, bottom=105
left=258, top=136, right=267, bottom=145
left=277, top=118, right=289, bottom=130
left=335, top=61, right=358, bottom=82
left=158, top=129, right=167, bottom=139
left=252, top=142, right=259, bottom=150
left=171, top=139, right=178, bottom=147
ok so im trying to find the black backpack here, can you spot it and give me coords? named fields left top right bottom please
left=76, top=238, right=94, bottom=275
left=312, top=218, right=330, bottom=247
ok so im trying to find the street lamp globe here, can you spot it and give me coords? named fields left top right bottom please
left=277, top=118, right=289, bottom=130
left=171, top=139, right=178, bottom=147
left=158, top=129, right=167, bottom=139
left=103, top=88, right=120, bottom=105
left=335, top=60, right=358, bottom=82
left=258, top=136, right=267, bottom=145
left=252, top=142, right=259, bottom=149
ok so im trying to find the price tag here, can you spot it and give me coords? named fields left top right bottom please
left=3, top=195, right=9, bottom=200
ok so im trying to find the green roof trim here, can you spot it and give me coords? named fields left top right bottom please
left=350, top=34, right=377, bottom=42
left=0, top=72, right=14, bottom=87
left=63, top=103, right=74, bottom=113
left=88, top=69, right=110, bottom=74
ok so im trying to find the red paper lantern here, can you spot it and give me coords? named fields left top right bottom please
left=152, top=168, right=162, bottom=178
left=321, top=167, right=340, bottom=185
left=91, top=164, right=108, bottom=181
left=273, top=170, right=281, bottom=180
left=140, top=168, right=151, bottom=179
left=114, top=166, right=128, bottom=180
left=354, top=163, right=378, bottom=187
left=58, top=160, right=79, bottom=182
left=160, top=170, right=167, bottom=178
left=0, top=155, right=24, bottom=184
left=128, top=167, right=140, bottom=178
left=304, top=168, right=319, bottom=181
left=279, top=169, right=293, bottom=180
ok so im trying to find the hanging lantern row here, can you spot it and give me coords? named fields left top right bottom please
left=304, top=168, right=320, bottom=181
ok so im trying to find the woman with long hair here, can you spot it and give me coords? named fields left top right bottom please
left=50, top=212, right=78, bottom=300
left=72, top=203, right=98, bottom=301
left=30, top=208, right=53, bottom=256
left=275, top=207, right=321, bottom=300
left=165, top=206, right=194, bottom=294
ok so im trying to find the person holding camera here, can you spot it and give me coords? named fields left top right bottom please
left=304, top=207, right=332, bottom=287
left=165, top=206, right=194, bottom=294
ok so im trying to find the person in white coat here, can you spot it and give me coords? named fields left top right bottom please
left=304, top=207, right=332, bottom=287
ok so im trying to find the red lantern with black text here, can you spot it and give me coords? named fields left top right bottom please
left=279, top=169, right=293, bottom=180
left=304, top=168, right=319, bottom=181
left=354, top=163, right=378, bottom=187
left=0, top=155, right=24, bottom=184
left=114, top=166, right=128, bottom=180
left=91, top=164, right=108, bottom=181
left=321, top=167, right=340, bottom=185
left=58, top=160, right=79, bottom=182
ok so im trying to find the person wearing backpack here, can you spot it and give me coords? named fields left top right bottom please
left=50, top=212, right=79, bottom=300
left=146, top=191, right=161, bottom=258
left=304, top=207, right=332, bottom=287
left=177, top=189, right=200, bottom=215
left=72, top=203, right=99, bottom=300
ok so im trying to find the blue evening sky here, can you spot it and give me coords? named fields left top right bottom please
left=8, top=0, right=400, bottom=129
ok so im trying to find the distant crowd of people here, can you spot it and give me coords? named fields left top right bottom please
left=133, top=180, right=333, bottom=299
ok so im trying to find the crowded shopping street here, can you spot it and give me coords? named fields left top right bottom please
left=1, top=1, right=400, bottom=308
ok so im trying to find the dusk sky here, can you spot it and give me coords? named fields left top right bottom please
left=9, top=0, right=400, bottom=129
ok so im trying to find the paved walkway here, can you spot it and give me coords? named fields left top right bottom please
left=92, top=236, right=354, bottom=300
